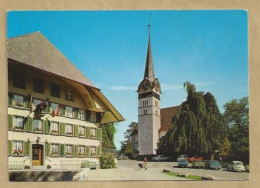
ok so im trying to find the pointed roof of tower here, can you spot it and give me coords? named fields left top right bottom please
left=144, top=24, right=155, bottom=81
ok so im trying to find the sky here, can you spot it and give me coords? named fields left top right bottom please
left=7, top=10, right=248, bottom=149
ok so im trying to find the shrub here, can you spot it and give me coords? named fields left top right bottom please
left=47, top=164, right=51, bottom=169
left=24, top=165, right=30, bottom=169
left=81, top=161, right=89, bottom=168
left=100, top=154, right=116, bottom=169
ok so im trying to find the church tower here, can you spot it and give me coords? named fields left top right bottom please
left=137, top=24, right=161, bottom=156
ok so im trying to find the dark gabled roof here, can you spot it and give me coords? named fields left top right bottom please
left=7, top=32, right=97, bottom=89
left=160, top=106, right=179, bottom=131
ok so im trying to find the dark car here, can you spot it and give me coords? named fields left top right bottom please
left=192, top=160, right=205, bottom=168
left=178, top=159, right=189, bottom=168
left=204, top=160, right=222, bottom=170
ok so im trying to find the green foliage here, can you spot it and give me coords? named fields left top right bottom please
left=100, top=123, right=116, bottom=148
left=218, top=137, right=231, bottom=161
left=100, top=154, right=116, bottom=169
left=223, top=97, right=249, bottom=164
left=158, top=82, right=227, bottom=158
left=81, top=161, right=89, bottom=168
left=47, top=164, right=51, bottom=169
left=24, top=166, right=30, bottom=169
left=119, top=122, right=137, bottom=158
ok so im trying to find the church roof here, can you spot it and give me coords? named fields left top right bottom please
left=143, top=25, right=155, bottom=81
left=160, top=106, right=179, bottom=131
left=7, top=32, right=97, bottom=89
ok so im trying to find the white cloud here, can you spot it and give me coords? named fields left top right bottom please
left=107, top=86, right=137, bottom=91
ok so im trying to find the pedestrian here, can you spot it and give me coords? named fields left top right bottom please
left=143, top=157, right=148, bottom=170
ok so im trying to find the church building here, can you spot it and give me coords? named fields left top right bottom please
left=137, top=25, right=178, bottom=156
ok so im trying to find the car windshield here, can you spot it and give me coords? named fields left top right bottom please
left=211, top=160, right=219, bottom=163
left=179, top=159, right=187, bottom=162
left=235, top=162, right=243, bottom=165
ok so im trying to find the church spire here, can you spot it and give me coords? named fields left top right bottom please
left=144, top=23, right=155, bottom=81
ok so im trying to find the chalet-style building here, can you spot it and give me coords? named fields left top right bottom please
left=137, top=25, right=179, bottom=156
left=7, top=32, right=124, bottom=170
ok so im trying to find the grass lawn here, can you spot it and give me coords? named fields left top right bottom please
left=163, top=171, right=202, bottom=180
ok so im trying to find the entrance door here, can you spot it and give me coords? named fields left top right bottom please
left=32, top=144, right=43, bottom=166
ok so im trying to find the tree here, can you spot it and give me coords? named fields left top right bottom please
left=119, top=122, right=137, bottom=158
left=100, top=123, right=116, bottom=148
left=158, top=82, right=227, bottom=159
left=218, top=137, right=231, bottom=161
left=223, top=97, right=249, bottom=164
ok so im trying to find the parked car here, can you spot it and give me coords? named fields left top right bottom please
left=151, top=155, right=171, bottom=161
left=204, top=160, right=222, bottom=170
left=188, top=155, right=204, bottom=162
left=192, top=160, right=205, bottom=168
left=227, top=161, right=246, bottom=172
left=177, top=155, right=188, bottom=162
left=178, top=159, right=189, bottom=168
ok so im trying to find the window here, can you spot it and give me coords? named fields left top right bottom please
left=65, top=145, right=73, bottom=156
left=90, top=146, right=96, bottom=156
left=51, top=143, right=59, bottom=155
left=33, top=99, right=41, bottom=107
left=51, top=122, right=59, bottom=134
left=79, top=145, right=85, bottom=155
left=78, top=109, right=85, bottom=120
left=90, top=112, right=96, bottom=122
left=13, top=73, right=25, bottom=89
left=79, top=126, right=85, bottom=137
left=66, top=124, right=73, bottom=136
left=65, top=87, right=74, bottom=101
left=33, top=119, right=42, bottom=132
left=86, top=110, right=91, bottom=121
left=65, top=106, right=73, bottom=118
left=33, top=78, right=44, bottom=94
left=13, top=116, right=24, bottom=130
left=91, top=128, right=96, bottom=137
left=50, top=102, right=58, bottom=112
left=50, top=83, right=60, bottom=98
left=14, top=94, right=24, bottom=108
left=12, top=141, right=23, bottom=156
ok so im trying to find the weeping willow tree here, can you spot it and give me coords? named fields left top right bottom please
left=100, top=123, right=116, bottom=148
left=158, top=82, right=227, bottom=158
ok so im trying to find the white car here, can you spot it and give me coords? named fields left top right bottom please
left=227, top=161, right=246, bottom=172
left=151, top=155, right=171, bottom=161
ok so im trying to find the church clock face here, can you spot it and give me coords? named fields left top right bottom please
left=142, top=80, right=150, bottom=91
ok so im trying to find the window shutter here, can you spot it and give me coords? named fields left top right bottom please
left=42, top=120, right=46, bottom=133
left=61, top=106, right=66, bottom=116
left=45, top=120, right=50, bottom=134
left=8, top=140, right=13, bottom=156
left=86, top=146, right=90, bottom=157
left=45, top=142, right=50, bottom=156
left=8, top=115, right=13, bottom=130
left=73, top=109, right=78, bottom=119
left=28, top=117, right=33, bottom=132
left=98, top=128, right=102, bottom=140
left=74, top=145, right=79, bottom=158
left=25, top=101, right=31, bottom=109
left=86, top=110, right=91, bottom=121
left=74, top=125, right=79, bottom=137
left=60, top=144, right=65, bottom=156
left=86, top=127, right=91, bottom=138
left=45, top=106, right=50, bottom=113
left=60, top=123, right=65, bottom=135
left=23, top=142, right=30, bottom=156
left=97, top=147, right=101, bottom=157
left=8, top=97, right=13, bottom=106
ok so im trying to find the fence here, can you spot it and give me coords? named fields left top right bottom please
left=9, top=161, right=25, bottom=170
left=102, top=147, right=117, bottom=157
left=60, top=160, right=97, bottom=169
